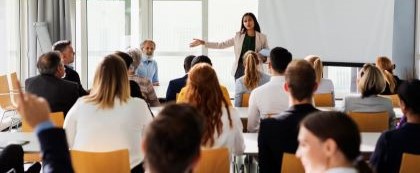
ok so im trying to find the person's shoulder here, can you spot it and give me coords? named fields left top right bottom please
left=127, top=97, right=148, bottom=107
left=61, top=79, right=79, bottom=88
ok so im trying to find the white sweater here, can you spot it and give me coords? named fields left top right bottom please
left=206, top=106, right=245, bottom=155
left=64, top=97, right=153, bottom=168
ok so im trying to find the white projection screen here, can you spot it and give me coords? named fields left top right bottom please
left=259, top=0, right=394, bottom=63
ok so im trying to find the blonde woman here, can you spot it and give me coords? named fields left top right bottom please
left=376, top=56, right=402, bottom=95
left=343, top=64, right=396, bottom=128
left=234, top=51, right=270, bottom=107
left=304, top=55, right=334, bottom=94
left=64, top=54, right=153, bottom=172
left=181, top=63, right=244, bottom=155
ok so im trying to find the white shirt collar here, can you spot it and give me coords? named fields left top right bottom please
left=325, top=167, right=358, bottom=173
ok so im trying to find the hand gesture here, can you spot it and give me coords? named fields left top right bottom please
left=189, top=38, right=205, bottom=47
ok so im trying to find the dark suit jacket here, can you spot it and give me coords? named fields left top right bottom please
left=37, top=128, right=74, bottom=173
left=64, top=65, right=88, bottom=96
left=370, top=123, right=420, bottom=173
left=25, top=74, right=79, bottom=116
left=258, top=104, right=319, bottom=173
left=166, top=74, right=188, bottom=102
left=130, top=80, right=144, bottom=99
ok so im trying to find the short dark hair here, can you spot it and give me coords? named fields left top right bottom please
left=144, top=103, right=204, bottom=173
left=285, top=60, right=316, bottom=101
left=52, top=40, right=71, bottom=52
left=270, top=47, right=292, bottom=74
left=184, top=55, right=196, bottom=73
left=37, top=51, right=62, bottom=75
left=191, top=55, right=212, bottom=67
left=114, top=51, right=133, bottom=69
left=398, top=79, right=420, bottom=115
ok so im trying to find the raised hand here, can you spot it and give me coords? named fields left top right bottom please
left=189, top=38, right=205, bottom=47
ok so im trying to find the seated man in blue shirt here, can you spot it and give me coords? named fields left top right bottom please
left=370, top=79, right=420, bottom=173
left=136, top=40, right=159, bottom=86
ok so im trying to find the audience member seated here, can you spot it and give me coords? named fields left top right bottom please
left=52, top=40, right=88, bottom=96
left=297, top=111, right=373, bottom=173
left=136, top=40, right=159, bottom=86
left=64, top=54, right=153, bottom=172
left=376, top=56, right=402, bottom=95
left=305, top=55, right=335, bottom=95
left=343, top=63, right=396, bottom=128
left=248, top=47, right=292, bottom=132
left=258, top=60, right=319, bottom=173
left=234, top=51, right=270, bottom=107
left=179, top=63, right=244, bottom=155
left=176, top=55, right=232, bottom=106
left=16, top=82, right=74, bottom=173
left=370, top=79, right=420, bottom=173
left=166, top=55, right=195, bottom=102
left=257, top=48, right=270, bottom=74
left=117, top=50, right=160, bottom=106
left=142, top=103, right=204, bottom=173
left=25, top=51, right=79, bottom=116
left=0, top=145, right=41, bottom=173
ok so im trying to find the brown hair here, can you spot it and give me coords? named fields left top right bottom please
left=84, top=54, right=130, bottom=109
left=183, top=63, right=232, bottom=147
left=358, top=64, right=385, bottom=98
left=285, top=60, right=316, bottom=101
left=376, top=56, right=396, bottom=93
left=243, top=51, right=261, bottom=90
left=144, top=103, right=204, bottom=173
left=301, top=111, right=373, bottom=173
left=305, top=55, right=323, bottom=84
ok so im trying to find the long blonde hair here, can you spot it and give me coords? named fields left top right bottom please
left=183, top=63, right=232, bottom=147
left=243, top=51, right=261, bottom=90
left=84, top=54, right=131, bottom=109
left=305, top=55, right=323, bottom=84
left=376, top=56, right=396, bottom=93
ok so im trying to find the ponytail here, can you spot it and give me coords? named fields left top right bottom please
left=382, top=70, right=397, bottom=93
left=353, top=156, right=373, bottom=173
left=304, top=55, right=323, bottom=84
left=243, top=51, right=261, bottom=90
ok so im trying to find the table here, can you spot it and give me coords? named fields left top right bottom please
left=242, top=132, right=380, bottom=155
left=0, top=132, right=40, bottom=153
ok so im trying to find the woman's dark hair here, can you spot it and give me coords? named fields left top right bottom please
left=398, top=79, right=420, bottom=115
left=301, top=111, right=373, bottom=173
left=114, top=51, right=133, bottom=69
left=240, top=12, right=261, bottom=33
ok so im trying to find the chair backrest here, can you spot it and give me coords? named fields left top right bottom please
left=70, top=149, right=131, bottom=173
left=9, top=72, right=19, bottom=92
left=380, top=94, right=400, bottom=108
left=399, top=153, right=420, bottom=173
left=313, top=93, right=334, bottom=107
left=0, top=75, right=13, bottom=109
left=22, top=112, right=65, bottom=132
left=241, top=93, right=250, bottom=107
left=194, top=148, right=229, bottom=173
left=348, top=112, right=388, bottom=132
left=281, top=153, right=304, bottom=173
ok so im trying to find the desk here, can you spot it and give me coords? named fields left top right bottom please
left=242, top=132, right=380, bottom=155
left=0, top=132, right=39, bottom=153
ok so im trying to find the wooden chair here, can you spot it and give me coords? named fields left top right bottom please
left=9, top=72, right=19, bottom=92
left=313, top=93, right=335, bottom=107
left=380, top=94, right=400, bottom=107
left=0, top=75, right=17, bottom=124
left=71, top=149, right=131, bottom=173
left=281, top=153, right=304, bottom=173
left=399, top=153, right=420, bottom=173
left=22, top=112, right=65, bottom=132
left=348, top=112, right=389, bottom=132
left=241, top=93, right=250, bottom=107
left=194, top=148, right=229, bottom=173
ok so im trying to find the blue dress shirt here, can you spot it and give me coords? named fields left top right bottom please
left=136, top=57, right=159, bottom=83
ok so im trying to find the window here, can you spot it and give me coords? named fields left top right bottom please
left=0, top=0, right=20, bottom=75
left=152, top=1, right=202, bottom=86
left=76, top=0, right=140, bottom=87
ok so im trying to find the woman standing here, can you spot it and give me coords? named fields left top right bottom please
left=190, top=12, right=269, bottom=80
